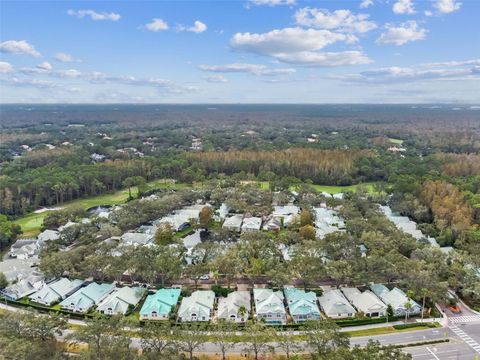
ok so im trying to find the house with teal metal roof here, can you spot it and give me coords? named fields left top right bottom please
left=60, top=282, right=115, bottom=313
left=284, top=288, right=321, bottom=323
left=140, top=288, right=181, bottom=321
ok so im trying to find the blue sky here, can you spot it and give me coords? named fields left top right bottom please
left=0, top=0, right=479, bottom=103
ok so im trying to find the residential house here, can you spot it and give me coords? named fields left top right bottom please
left=217, top=203, right=230, bottom=220
left=29, top=278, right=84, bottom=306
left=156, top=214, right=190, bottom=232
left=217, top=291, right=251, bottom=323
left=58, top=221, right=78, bottom=232
left=241, top=217, right=262, bottom=232
left=341, top=288, right=387, bottom=318
left=222, top=214, right=243, bottom=232
left=60, top=282, right=115, bottom=313
left=178, top=290, right=215, bottom=322
left=284, top=288, right=321, bottom=323
left=253, top=289, right=286, bottom=325
left=0, top=271, right=45, bottom=301
left=370, top=284, right=422, bottom=317
left=263, top=217, right=281, bottom=232
left=97, top=286, right=147, bottom=315
left=140, top=288, right=181, bottom=320
left=37, top=229, right=60, bottom=243
left=272, top=205, right=300, bottom=228
left=318, top=289, right=356, bottom=319
left=120, top=232, right=152, bottom=246
left=9, top=238, right=39, bottom=259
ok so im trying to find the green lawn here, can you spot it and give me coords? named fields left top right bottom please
left=389, top=138, right=404, bottom=145
left=346, top=323, right=437, bottom=337
left=14, top=179, right=190, bottom=237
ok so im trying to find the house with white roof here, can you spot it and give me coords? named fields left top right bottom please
left=341, top=287, right=387, bottom=318
left=370, top=284, right=422, bottom=317
left=178, top=290, right=215, bottom=322
left=97, top=286, right=147, bottom=315
left=37, top=229, right=60, bottom=243
left=318, top=289, right=356, bottom=319
left=60, top=282, right=115, bottom=313
left=253, top=288, right=286, bottom=325
left=29, top=278, right=84, bottom=306
left=156, top=214, right=190, bottom=232
left=9, top=238, right=40, bottom=259
left=140, top=288, right=181, bottom=321
left=263, top=217, right=282, bottom=232
left=217, top=291, right=251, bottom=323
left=272, top=205, right=300, bottom=228
left=217, top=203, right=230, bottom=220
left=0, top=271, right=45, bottom=301
left=284, top=288, right=321, bottom=323
left=241, top=217, right=262, bottom=232
left=120, top=232, right=152, bottom=246
left=222, top=214, right=243, bottom=232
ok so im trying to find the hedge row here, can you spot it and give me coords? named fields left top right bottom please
left=393, top=322, right=437, bottom=330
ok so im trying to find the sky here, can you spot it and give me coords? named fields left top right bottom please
left=0, top=0, right=479, bottom=104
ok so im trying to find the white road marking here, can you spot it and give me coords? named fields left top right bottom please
left=449, top=325, right=480, bottom=354
left=426, top=347, right=440, bottom=360
left=449, top=315, right=480, bottom=324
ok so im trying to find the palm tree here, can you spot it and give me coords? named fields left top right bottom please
left=404, top=301, right=413, bottom=323
left=404, top=290, right=415, bottom=323
left=238, top=305, right=248, bottom=322
left=420, top=288, right=429, bottom=322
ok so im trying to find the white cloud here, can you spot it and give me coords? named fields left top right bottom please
left=203, top=74, right=229, bottom=83
left=294, top=8, right=377, bottom=33
left=177, top=20, right=207, bottom=33
left=0, top=40, right=41, bottom=57
left=272, top=51, right=372, bottom=66
left=144, top=18, right=169, bottom=32
left=0, top=61, right=14, bottom=73
left=230, top=27, right=370, bottom=66
left=67, top=9, right=121, bottom=21
left=248, top=0, right=296, bottom=6
left=55, top=69, right=82, bottom=78
left=433, top=0, right=461, bottom=13
left=424, top=10, right=433, bottom=16
left=37, top=62, right=53, bottom=71
left=360, top=0, right=374, bottom=9
left=377, top=21, right=427, bottom=46
left=329, top=58, right=480, bottom=83
left=86, top=72, right=197, bottom=94
left=198, top=63, right=296, bottom=76
left=392, top=0, right=416, bottom=14
left=231, top=27, right=357, bottom=55
left=55, top=52, right=79, bottom=62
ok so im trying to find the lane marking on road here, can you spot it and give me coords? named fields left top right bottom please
left=426, top=347, right=440, bottom=360
left=449, top=325, right=480, bottom=354
left=449, top=315, right=480, bottom=324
